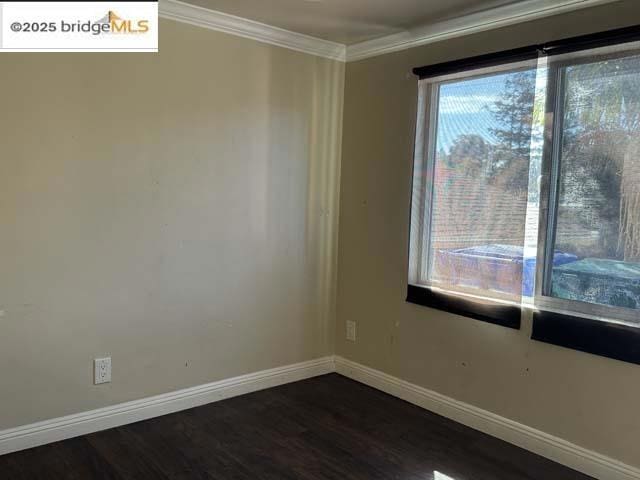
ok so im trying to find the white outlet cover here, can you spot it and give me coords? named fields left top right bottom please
left=346, top=321, right=356, bottom=342
left=94, top=357, right=112, bottom=385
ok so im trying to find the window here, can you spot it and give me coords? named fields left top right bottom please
left=408, top=27, right=640, bottom=364
left=546, top=53, right=640, bottom=313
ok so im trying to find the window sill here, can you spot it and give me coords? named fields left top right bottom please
left=406, top=284, right=521, bottom=330
left=532, top=310, right=640, bottom=365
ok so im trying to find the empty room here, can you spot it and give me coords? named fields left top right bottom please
left=1, top=0, right=639, bottom=478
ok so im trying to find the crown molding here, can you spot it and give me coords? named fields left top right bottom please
left=159, top=0, right=346, bottom=62
left=159, top=0, right=620, bottom=63
left=346, top=0, right=621, bottom=62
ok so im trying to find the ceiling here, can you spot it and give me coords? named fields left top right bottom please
left=186, top=0, right=523, bottom=45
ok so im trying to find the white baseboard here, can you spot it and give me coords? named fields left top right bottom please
left=0, top=356, right=334, bottom=456
left=335, top=356, right=640, bottom=480
left=2, top=354, right=637, bottom=480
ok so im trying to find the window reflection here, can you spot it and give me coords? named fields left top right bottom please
left=551, top=54, right=640, bottom=310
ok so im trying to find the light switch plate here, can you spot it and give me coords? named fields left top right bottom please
left=346, top=321, right=356, bottom=342
left=94, top=357, right=112, bottom=385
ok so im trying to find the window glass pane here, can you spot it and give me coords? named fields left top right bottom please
left=427, top=69, right=537, bottom=300
left=551, top=54, right=640, bottom=310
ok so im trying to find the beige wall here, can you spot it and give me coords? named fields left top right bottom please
left=336, top=0, right=640, bottom=469
left=0, top=19, right=344, bottom=429
left=3, top=1, right=640, bottom=468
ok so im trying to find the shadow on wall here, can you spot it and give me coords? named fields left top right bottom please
left=263, top=49, right=345, bottom=357
left=0, top=21, right=345, bottom=430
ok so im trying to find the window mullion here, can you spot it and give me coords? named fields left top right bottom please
left=535, top=63, right=564, bottom=300
left=420, top=84, right=440, bottom=283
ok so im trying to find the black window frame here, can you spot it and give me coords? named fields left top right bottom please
left=408, top=25, right=640, bottom=364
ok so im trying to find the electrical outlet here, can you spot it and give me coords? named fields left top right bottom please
left=346, top=321, right=356, bottom=342
left=94, top=357, right=111, bottom=385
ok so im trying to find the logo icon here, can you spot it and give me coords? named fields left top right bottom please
left=94, top=10, right=150, bottom=34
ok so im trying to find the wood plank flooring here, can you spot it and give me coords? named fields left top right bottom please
left=0, top=373, right=593, bottom=479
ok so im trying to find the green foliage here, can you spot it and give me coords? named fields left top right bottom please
left=443, top=70, right=537, bottom=190
left=445, top=134, right=491, bottom=176
left=442, top=56, right=640, bottom=261
left=490, top=70, right=537, bottom=158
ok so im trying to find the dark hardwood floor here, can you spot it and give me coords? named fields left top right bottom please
left=0, top=374, right=592, bottom=480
